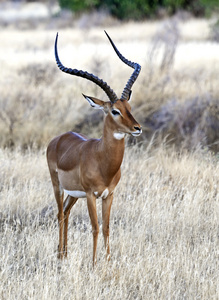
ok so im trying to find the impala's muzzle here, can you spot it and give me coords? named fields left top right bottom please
left=131, top=126, right=142, bottom=136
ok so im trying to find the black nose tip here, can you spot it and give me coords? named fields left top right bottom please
left=134, top=126, right=141, bottom=131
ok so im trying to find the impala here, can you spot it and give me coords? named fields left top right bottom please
left=47, top=31, right=142, bottom=265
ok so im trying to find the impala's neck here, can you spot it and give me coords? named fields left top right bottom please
left=99, top=114, right=125, bottom=176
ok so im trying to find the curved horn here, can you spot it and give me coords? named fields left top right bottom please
left=55, top=33, right=118, bottom=104
left=104, top=30, right=141, bottom=101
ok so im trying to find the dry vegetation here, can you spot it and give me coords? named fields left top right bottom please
left=0, top=145, right=218, bottom=299
left=0, top=7, right=219, bottom=299
left=0, top=18, right=219, bottom=150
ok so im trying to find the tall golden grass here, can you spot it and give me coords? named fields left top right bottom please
left=0, top=16, right=219, bottom=299
left=0, top=145, right=218, bottom=299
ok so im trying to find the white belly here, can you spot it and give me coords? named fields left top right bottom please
left=64, top=189, right=86, bottom=198
left=64, top=188, right=109, bottom=199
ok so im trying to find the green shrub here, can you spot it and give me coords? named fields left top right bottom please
left=58, top=0, right=219, bottom=20
left=59, top=0, right=100, bottom=13
left=100, top=0, right=158, bottom=20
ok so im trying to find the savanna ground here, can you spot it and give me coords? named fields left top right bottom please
left=0, top=4, right=219, bottom=299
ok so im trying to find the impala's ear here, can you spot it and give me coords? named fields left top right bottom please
left=82, top=94, right=108, bottom=111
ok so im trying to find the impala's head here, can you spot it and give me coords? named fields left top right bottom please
left=54, top=31, right=142, bottom=137
left=83, top=95, right=142, bottom=137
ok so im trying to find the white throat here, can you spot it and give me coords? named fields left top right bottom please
left=113, top=132, right=125, bottom=140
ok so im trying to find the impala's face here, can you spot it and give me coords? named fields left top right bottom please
left=109, top=99, right=142, bottom=136
left=84, top=95, right=142, bottom=137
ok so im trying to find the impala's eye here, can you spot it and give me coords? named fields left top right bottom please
left=112, top=109, right=121, bottom=116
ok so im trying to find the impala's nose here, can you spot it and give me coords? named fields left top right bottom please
left=132, top=126, right=142, bottom=136
left=134, top=126, right=141, bottom=131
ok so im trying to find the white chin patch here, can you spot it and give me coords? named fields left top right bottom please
left=113, top=132, right=125, bottom=140
left=64, top=189, right=86, bottom=198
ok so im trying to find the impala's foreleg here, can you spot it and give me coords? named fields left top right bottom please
left=63, top=195, right=78, bottom=257
left=102, top=193, right=113, bottom=261
left=87, top=193, right=99, bottom=266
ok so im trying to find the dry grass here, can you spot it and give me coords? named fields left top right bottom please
left=0, top=13, right=219, bottom=299
left=0, top=17, right=219, bottom=150
left=0, top=145, right=218, bottom=299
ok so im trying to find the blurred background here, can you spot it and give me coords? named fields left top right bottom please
left=0, top=3, right=219, bottom=297
left=0, top=0, right=219, bottom=152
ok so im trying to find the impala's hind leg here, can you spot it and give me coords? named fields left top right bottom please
left=57, top=193, right=64, bottom=259
left=48, top=167, right=64, bottom=259
left=55, top=186, right=65, bottom=259
left=63, top=195, right=78, bottom=257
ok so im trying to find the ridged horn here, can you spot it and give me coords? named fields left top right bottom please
left=104, top=30, right=141, bottom=101
left=54, top=33, right=118, bottom=104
